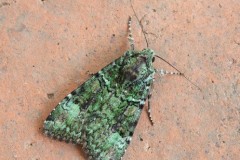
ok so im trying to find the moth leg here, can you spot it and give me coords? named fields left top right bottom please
left=147, top=90, right=154, bottom=125
left=157, top=69, right=181, bottom=76
left=128, top=16, right=135, bottom=50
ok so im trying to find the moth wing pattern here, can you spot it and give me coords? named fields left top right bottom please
left=44, top=49, right=156, bottom=160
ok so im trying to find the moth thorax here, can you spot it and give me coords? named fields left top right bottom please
left=124, top=69, right=138, bottom=81
left=123, top=56, right=147, bottom=81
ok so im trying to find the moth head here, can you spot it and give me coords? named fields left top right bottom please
left=140, top=48, right=155, bottom=63
left=121, top=49, right=155, bottom=82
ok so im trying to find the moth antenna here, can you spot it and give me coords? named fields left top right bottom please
left=155, top=55, right=202, bottom=91
left=130, top=0, right=149, bottom=48
left=128, top=16, right=135, bottom=50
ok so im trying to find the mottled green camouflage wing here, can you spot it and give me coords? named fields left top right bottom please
left=44, top=49, right=156, bottom=160
left=43, top=53, right=126, bottom=144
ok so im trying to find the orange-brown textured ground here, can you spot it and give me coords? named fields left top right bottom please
left=0, top=0, right=239, bottom=160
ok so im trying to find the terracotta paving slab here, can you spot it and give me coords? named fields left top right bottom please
left=0, top=0, right=239, bottom=160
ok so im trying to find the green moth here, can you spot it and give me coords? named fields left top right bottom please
left=43, top=17, right=181, bottom=160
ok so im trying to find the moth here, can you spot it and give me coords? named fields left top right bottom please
left=43, top=16, right=185, bottom=160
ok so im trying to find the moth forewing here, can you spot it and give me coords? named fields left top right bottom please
left=44, top=48, right=156, bottom=159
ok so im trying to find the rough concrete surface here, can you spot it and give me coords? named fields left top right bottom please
left=0, top=0, right=239, bottom=160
